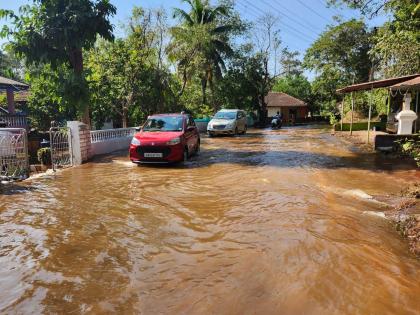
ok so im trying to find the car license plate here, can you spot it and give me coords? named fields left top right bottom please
left=144, top=152, right=162, bottom=158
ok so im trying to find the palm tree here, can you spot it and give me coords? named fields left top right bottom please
left=169, top=0, right=234, bottom=106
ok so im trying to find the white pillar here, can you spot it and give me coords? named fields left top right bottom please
left=396, top=93, right=417, bottom=135
left=67, top=121, right=83, bottom=165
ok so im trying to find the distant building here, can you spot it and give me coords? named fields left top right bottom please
left=265, top=92, right=308, bottom=123
left=0, top=76, right=29, bottom=129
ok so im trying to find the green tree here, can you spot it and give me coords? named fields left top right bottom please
left=370, top=0, right=420, bottom=76
left=328, top=0, right=420, bottom=77
left=304, top=19, right=372, bottom=83
left=279, top=48, right=302, bottom=76
left=169, top=0, right=241, bottom=107
left=213, top=45, right=268, bottom=113
left=304, top=19, right=373, bottom=116
left=250, top=13, right=280, bottom=124
left=0, top=50, right=23, bottom=80
left=0, top=0, right=116, bottom=126
left=25, top=64, right=78, bottom=130
left=273, top=74, right=312, bottom=105
left=328, top=0, right=408, bottom=17
left=87, top=7, right=181, bottom=128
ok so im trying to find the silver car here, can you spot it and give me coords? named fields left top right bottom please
left=207, top=109, right=247, bottom=136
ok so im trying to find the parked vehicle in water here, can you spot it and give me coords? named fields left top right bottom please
left=271, top=117, right=282, bottom=129
left=207, top=109, right=247, bottom=136
left=129, top=113, right=200, bottom=164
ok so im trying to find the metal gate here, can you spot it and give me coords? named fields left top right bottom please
left=0, top=128, right=29, bottom=180
left=49, top=127, right=72, bottom=171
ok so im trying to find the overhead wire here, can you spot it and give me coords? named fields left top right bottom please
left=295, top=0, right=334, bottom=24
left=235, top=2, right=309, bottom=51
left=238, top=0, right=318, bottom=42
left=268, top=0, right=324, bottom=33
left=316, top=0, right=353, bottom=19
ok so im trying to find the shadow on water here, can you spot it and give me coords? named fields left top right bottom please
left=190, top=148, right=416, bottom=171
left=0, top=183, right=38, bottom=195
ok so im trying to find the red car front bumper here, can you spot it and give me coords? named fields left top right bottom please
left=129, top=143, right=184, bottom=163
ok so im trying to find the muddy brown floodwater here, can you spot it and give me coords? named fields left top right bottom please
left=1, top=126, right=420, bottom=314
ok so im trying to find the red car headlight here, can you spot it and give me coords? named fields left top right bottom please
left=131, top=137, right=141, bottom=145
left=166, top=137, right=181, bottom=145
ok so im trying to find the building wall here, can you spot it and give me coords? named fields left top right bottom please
left=91, top=136, right=132, bottom=156
left=79, top=124, right=92, bottom=162
left=268, top=106, right=308, bottom=122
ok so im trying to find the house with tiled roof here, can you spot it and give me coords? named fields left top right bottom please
left=264, top=92, right=308, bottom=123
left=0, top=76, right=29, bottom=128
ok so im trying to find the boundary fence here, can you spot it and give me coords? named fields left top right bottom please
left=0, top=128, right=29, bottom=180
left=50, top=127, right=73, bottom=171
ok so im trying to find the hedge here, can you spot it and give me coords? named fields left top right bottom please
left=334, top=122, right=386, bottom=132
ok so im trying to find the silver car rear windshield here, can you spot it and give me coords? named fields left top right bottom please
left=214, top=112, right=236, bottom=119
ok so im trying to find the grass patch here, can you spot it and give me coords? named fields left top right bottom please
left=334, top=122, right=386, bottom=132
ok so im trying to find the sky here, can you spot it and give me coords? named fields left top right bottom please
left=0, top=0, right=388, bottom=78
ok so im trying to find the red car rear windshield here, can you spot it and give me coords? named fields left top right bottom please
left=143, top=116, right=184, bottom=132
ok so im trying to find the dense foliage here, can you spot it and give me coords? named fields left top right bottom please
left=370, top=0, right=420, bottom=76
left=0, top=50, right=22, bottom=80
left=304, top=0, right=419, bottom=121
left=168, top=0, right=244, bottom=107
left=399, top=138, right=420, bottom=166
left=87, top=8, right=181, bottom=128
left=0, top=0, right=116, bottom=125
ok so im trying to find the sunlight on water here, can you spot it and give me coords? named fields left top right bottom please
left=0, top=126, right=419, bottom=314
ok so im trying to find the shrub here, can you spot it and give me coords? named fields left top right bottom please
left=329, top=113, right=338, bottom=125
left=399, top=139, right=420, bottom=167
left=37, top=147, right=52, bottom=166
left=334, top=122, right=386, bottom=131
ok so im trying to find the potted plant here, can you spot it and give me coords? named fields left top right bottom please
left=37, top=147, right=52, bottom=170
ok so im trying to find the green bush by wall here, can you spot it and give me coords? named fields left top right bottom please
left=334, top=122, right=386, bottom=132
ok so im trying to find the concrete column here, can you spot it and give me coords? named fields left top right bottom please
left=67, top=121, right=92, bottom=165
left=6, top=89, right=15, bottom=114
left=67, top=121, right=82, bottom=165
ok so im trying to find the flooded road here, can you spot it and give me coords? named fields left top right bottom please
left=1, top=126, right=419, bottom=314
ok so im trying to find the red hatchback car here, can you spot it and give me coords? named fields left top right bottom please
left=129, top=113, right=200, bottom=164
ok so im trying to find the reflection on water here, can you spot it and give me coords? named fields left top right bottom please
left=1, top=126, right=419, bottom=314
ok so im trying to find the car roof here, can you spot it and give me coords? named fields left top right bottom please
left=218, top=109, right=241, bottom=112
left=149, top=113, right=186, bottom=117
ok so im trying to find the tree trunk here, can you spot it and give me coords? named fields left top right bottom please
left=123, top=92, right=134, bottom=128
left=201, top=78, right=207, bottom=105
left=69, top=48, right=90, bottom=128
left=122, top=105, right=128, bottom=128
left=259, top=94, right=267, bottom=127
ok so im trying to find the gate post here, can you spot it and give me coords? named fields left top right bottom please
left=67, top=121, right=92, bottom=165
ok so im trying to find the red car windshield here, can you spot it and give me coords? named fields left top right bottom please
left=143, top=116, right=184, bottom=132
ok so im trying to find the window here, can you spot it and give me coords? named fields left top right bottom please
left=143, top=116, right=184, bottom=132
left=214, top=111, right=237, bottom=120
left=187, top=116, right=195, bottom=127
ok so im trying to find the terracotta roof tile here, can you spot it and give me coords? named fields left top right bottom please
left=0, top=76, right=29, bottom=90
left=265, top=92, right=306, bottom=107
left=390, top=76, right=420, bottom=90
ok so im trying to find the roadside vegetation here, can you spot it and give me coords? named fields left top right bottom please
left=399, top=138, right=420, bottom=167
left=0, top=0, right=418, bottom=130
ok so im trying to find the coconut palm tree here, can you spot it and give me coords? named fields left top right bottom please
left=169, top=0, right=234, bottom=106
